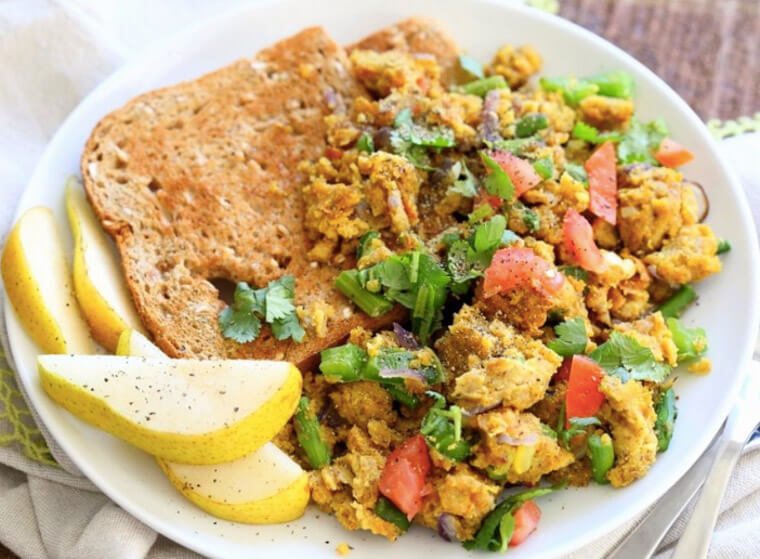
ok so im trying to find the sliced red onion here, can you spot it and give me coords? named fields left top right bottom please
left=462, top=402, right=501, bottom=416
left=437, top=513, right=457, bottom=542
left=378, top=368, right=426, bottom=382
left=479, top=89, right=502, bottom=144
left=687, top=181, right=709, bottom=222
left=393, top=322, right=420, bottom=349
left=323, top=87, right=346, bottom=114
left=496, top=432, right=539, bottom=446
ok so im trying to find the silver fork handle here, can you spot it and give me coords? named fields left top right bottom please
left=606, top=431, right=720, bottom=559
left=670, top=435, right=747, bottom=559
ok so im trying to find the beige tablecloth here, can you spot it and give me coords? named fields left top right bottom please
left=1, top=1, right=759, bottom=558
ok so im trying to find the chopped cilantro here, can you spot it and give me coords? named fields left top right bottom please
left=219, top=276, right=304, bottom=344
left=446, top=216, right=506, bottom=293
left=356, top=132, right=375, bottom=153
left=458, top=54, right=484, bottom=79
left=473, top=214, right=507, bottom=253
left=480, top=151, right=515, bottom=201
left=464, top=485, right=562, bottom=552
left=421, top=391, right=471, bottom=461
left=666, top=318, right=708, bottom=364
left=461, top=75, right=509, bottom=97
left=487, top=137, right=540, bottom=155
left=717, top=239, right=731, bottom=255
left=449, top=160, right=479, bottom=198
left=533, top=157, right=554, bottom=180
left=357, top=231, right=380, bottom=259
left=390, top=108, right=455, bottom=169
left=515, top=201, right=540, bottom=232
left=548, top=317, right=588, bottom=357
left=590, top=331, right=671, bottom=383
left=617, top=118, right=669, bottom=165
left=572, top=121, right=623, bottom=144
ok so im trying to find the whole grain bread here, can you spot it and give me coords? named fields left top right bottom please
left=81, top=21, right=460, bottom=367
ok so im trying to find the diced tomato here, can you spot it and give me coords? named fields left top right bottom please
left=565, top=355, right=605, bottom=421
left=378, top=435, right=431, bottom=520
left=482, top=247, right=564, bottom=299
left=325, top=146, right=342, bottom=160
left=509, top=500, right=542, bottom=547
left=585, top=142, right=618, bottom=225
left=553, top=357, right=572, bottom=384
left=654, top=138, right=695, bottom=168
left=563, top=209, right=605, bottom=273
left=475, top=189, right=504, bottom=211
left=490, top=150, right=542, bottom=197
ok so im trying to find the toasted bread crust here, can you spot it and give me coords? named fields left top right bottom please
left=81, top=27, right=404, bottom=365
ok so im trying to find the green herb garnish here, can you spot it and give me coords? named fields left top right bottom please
left=464, top=486, right=561, bottom=551
left=716, top=239, right=731, bottom=255
left=356, top=132, right=375, bottom=153
left=449, top=161, right=479, bottom=198
left=617, top=118, right=669, bottom=165
left=540, top=76, right=599, bottom=107
left=559, top=265, right=589, bottom=281
left=666, top=318, right=708, bottom=364
left=218, top=276, right=304, bottom=343
left=564, top=162, right=589, bottom=185
left=480, top=151, right=515, bottom=201
left=572, top=121, right=623, bottom=144
left=590, top=332, right=671, bottom=383
left=547, top=317, right=588, bottom=357
left=421, top=391, right=471, bottom=461
left=335, top=270, right=394, bottom=317
left=390, top=108, right=455, bottom=169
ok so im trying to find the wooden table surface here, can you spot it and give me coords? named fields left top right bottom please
left=1, top=2, right=757, bottom=558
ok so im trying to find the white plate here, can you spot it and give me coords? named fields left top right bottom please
left=5, top=1, right=760, bottom=557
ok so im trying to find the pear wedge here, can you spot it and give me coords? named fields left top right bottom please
left=115, top=329, right=164, bottom=358
left=66, top=178, right=143, bottom=351
left=38, top=355, right=302, bottom=464
left=158, top=443, right=310, bottom=524
left=1, top=207, right=95, bottom=354
left=117, top=329, right=310, bottom=523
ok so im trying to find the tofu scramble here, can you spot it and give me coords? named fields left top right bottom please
left=257, top=43, right=726, bottom=551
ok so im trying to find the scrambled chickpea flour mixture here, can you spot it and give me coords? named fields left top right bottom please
left=230, top=45, right=727, bottom=550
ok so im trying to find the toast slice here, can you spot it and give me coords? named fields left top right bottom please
left=348, top=17, right=461, bottom=85
left=81, top=27, right=403, bottom=366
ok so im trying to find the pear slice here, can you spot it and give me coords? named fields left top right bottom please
left=66, top=178, right=143, bottom=351
left=115, top=329, right=164, bottom=358
left=158, top=443, right=310, bottom=524
left=116, top=329, right=310, bottom=523
left=1, top=207, right=95, bottom=354
left=38, top=355, right=302, bottom=464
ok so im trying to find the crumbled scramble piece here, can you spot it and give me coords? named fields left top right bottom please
left=486, top=44, right=543, bottom=88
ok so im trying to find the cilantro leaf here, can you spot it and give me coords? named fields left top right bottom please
left=617, top=119, right=668, bottom=165
left=590, top=332, right=671, bottom=383
left=468, top=203, right=495, bottom=223
left=473, top=215, right=506, bottom=253
left=218, top=305, right=261, bottom=343
left=449, top=161, right=479, bottom=198
left=533, top=157, right=554, bottom=180
left=666, top=318, right=708, bottom=364
left=548, top=317, right=588, bottom=357
left=265, top=276, right=296, bottom=322
left=514, top=201, right=540, bottom=232
left=487, top=137, right=541, bottom=155
left=458, top=54, right=484, bottom=79
left=271, top=313, right=305, bottom=342
left=559, top=265, right=588, bottom=282
left=480, top=151, right=515, bottom=201
left=356, top=132, right=375, bottom=154
left=390, top=108, right=456, bottom=165
left=219, top=276, right=304, bottom=344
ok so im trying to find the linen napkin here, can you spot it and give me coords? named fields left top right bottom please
left=1, top=1, right=759, bottom=558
